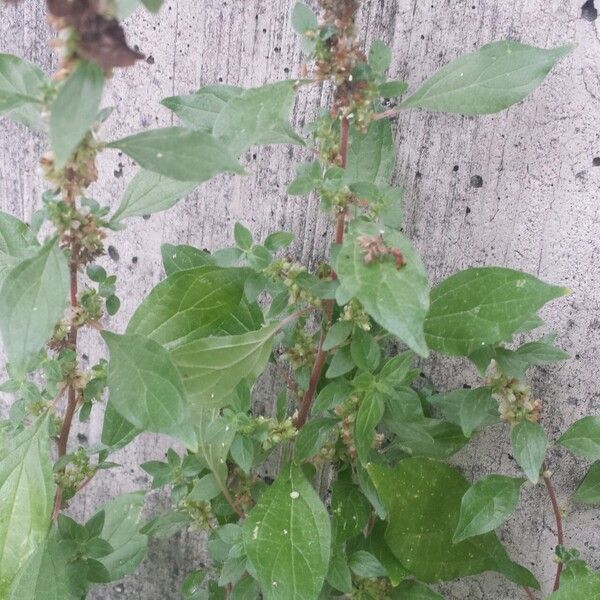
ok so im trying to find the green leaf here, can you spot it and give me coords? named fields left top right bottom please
left=344, top=120, right=394, bottom=186
left=511, top=420, right=547, bottom=483
left=188, top=474, right=221, bottom=502
left=92, top=492, right=147, bottom=581
left=0, top=415, right=54, bottom=596
left=350, top=328, right=381, bottom=372
left=547, top=562, right=600, bottom=599
left=243, top=464, right=331, bottom=600
left=140, top=0, right=163, bottom=12
left=234, top=223, right=253, bottom=250
left=383, top=386, right=424, bottom=424
left=181, top=570, right=206, bottom=600
left=368, top=41, right=391, bottom=74
left=368, top=458, right=538, bottom=587
left=0, top=53, right=48, bottom=131
left=294, top=417, right=337, bottom=463
left=110, top=170, right=197, bottom=223
left=424, top=267, right=567, bottom=356
left=170, top=323, right=280, bottom=408
left=392, top=580, right=443, bottom=599
left=230, top=434, right=255, bottom=475
left=291, top=3, right=317, bottom=34
left=335, top=221, right=429, bottom=356
left=322, top=321, right=352, bottom=351
left=400, top=41, right=573, bottom=115
left=141, top=510, right=191, bottom=539
left=355, top=392, right=385, bottom=463
left=107, top=127, right=244, bottom=182
left=161, top=85, right=242, bottom=130
left=326, top=547, right=352, bottom=593
left=453, top=475, right=524, bottom=543
left=101, top=401, right=139, bottom=450
left=264, top=231, right=294, bottom=252
left=558, top=416, right=600, bottom=460
left=127, top=266, right=248, bottom=350
left=428, top=387, right=499, bottom=437
left=331, top=469, right=370, bottom=542
left=573, top=461, right=600, bottom=505
left=102, top=332, right=195, bottom=448
left=0, top=239, right=69, bottom=367
left=161, top=243, right=215, bottom=274
left=379, top=80, right=408, bottom=98
left=348, top=551, right=387, bottom=578
left=0, top=211, right=39, bottom=286
left=212, top=81, right=303, bottom=155
left=50, top=61, right=104, bottom=167
left=359, top=519, right=408, bottom=585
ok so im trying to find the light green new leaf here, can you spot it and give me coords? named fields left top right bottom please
left=344, top=120, right=394, bottom=186
left=0, top=53, right=48, bottom=130
left=140, top=0, right=164, bottom=12
left=102, top=332, right=195, bottom=448
left=453, top=475, right=524, bottom=543
left=368, top=458, right=538, bottom=587
left=170, top=323, right=280, bottom=407
left=511, top=420, right=547, bottom=483
left=108, top=127, right=244, bottom=182
left=558, top=416, right=600, bottom=460
left=547, top=562, right=600, bottom=599
left=0, top=211, right=39, bottom=286
left=111, top=170, right=198, bottom=223
left=355, top=392, right=385, bottom=463
left=335, top=221, right=429, bottom=356
left=400, top=41, right=572, bottom=115
left=101, top=401, right=140, bottom=451
left=368, top=41, right=391, bottom=74
left=161, top=244, right=215, bottom=275
left=291, top=3, right=317, bottom=34
left=0, top=239, right=69, bottom=367
left=428, top=386, right=499, bottom=437
left=127, top=266, right=248, bottom=349
left=573, top=461, right=600, bottom=505
left=212, top=80, right=304, bottom=155
left=425, top=267, right=567, bottom=356
left=492, top=340, right=570, bottom=379
left=50, top=61, right=104, bottom=167
left=161, top=85, right=242, bottom=130
left=243, top=464, right=331, bottom=600
left=0, top=415, right=54, bottom=596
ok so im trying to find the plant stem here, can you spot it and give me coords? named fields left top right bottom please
left=524, top=587, right=536, bottom=600
left=543, top=469, right=564, bottom=591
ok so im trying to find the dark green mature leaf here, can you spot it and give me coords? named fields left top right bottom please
left=127, top=267, right=247, bottom=350
left=0, top=415, right=54, bottom=596
left=94, top=492, right=147, bottom=581
left=0, top=239, right=69, bottom=367
left=368, top=458, right=537, bottom=587
left=0, top=53, right=48, bottom=130
left=161, top=244, right=215, bottom=275
left=351, top=328, right=381, bottom=372
left=344, top=120, right=394, bottom=186
left=392, top=580, right=443, bottom=599
left=294, top=417, right=338, bottom=463
left=511, top=420, right=547, bottom=483
left=454, top=475, right=524, bottom=543
left=50, top=61, right=104, bottom=167
left=101, top=401, right=140, bottom=450
left=171, top=323, right=280, bottom=407
left=428, top=387, right=499, bottom=437
left=243, top=464, right=331, bottom=600
left=355, top=392, right=385, bottom=463
left=400, top=41, right=572, bottom=115
left=0, top=211, right=38, bottom=286
left=387, top=419, right=469, bottom=459
left=558, top=417, right=600, bottom=460
left=102, top=332, right=195, bottom=447
left=425, top=267, right=567, bottom=356
left=331, top=469, right=370, bottom=542
left=384, top=386, right=424, bottom=423
left=335, top=221, right=429, bottom=356
left=574, top=461, right=600, bottom=505
left=161, top=85, right=242, bottom=130
left=326, top=547, right=352, bottom=593
left=547, top=561, right=600, bottom=599
left=212, top=81, right=303, bottom=155
left=110, top=170, right=197, bottom=223
left=230, top=434, right=255, bottom=474
left=493, top=339, right=569, bottom=379
left=348, top=551, right=387, bottom=578
left=108, top=127, right=244, bottom=182
left=359, top=520, right=408, bottom=585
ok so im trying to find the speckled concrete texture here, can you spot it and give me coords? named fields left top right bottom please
left=1, top=1, right=599, bottom=598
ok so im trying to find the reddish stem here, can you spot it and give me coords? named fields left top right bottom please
left=294, top=331, right=327, bottom=428
left=543, top=471, right=564, bottom=591
left=524, top=587, right=536, bottom=600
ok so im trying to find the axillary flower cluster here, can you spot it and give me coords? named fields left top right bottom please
left=488, top=365, right=542, bottom=424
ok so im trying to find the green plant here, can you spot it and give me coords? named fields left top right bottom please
left=0, top=0, right=596, bottom=598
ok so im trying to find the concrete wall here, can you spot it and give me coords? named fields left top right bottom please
left=1, top=1, right=599, bottom=598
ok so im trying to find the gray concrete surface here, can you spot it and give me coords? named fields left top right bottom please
left=1, top=1, right=599, bottom=598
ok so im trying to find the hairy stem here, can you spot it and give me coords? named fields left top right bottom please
left=543, top=469, right=564, bottom=591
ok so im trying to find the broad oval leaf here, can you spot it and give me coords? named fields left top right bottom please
left=331, top=469, right=370, bottom=543
left=368, top=458, right=538, bottom=587
left=110, top=170, right=197, bottom=223
left=0, top=239, right=69, bottom=367
left=400, top=41, right=572, bottom=115
left=101, top=401, right=140, bottom=451
left=0, top=415, right=54, bottom=596
left=424, top=267, right=567, bottom=356
left=102, top=332, right=195, bottom=448
left=558, top=416, right=600, bottom=460
left=170, top=323, right=280, bottom=408
left=355, top=392, right=385, bottom=463
left=453, top=474, right=524, bottom=543
left=547, top=562, right=600, bottom=599
left=161, top=243, right=215, bottom=275
left=243, top=464, right=331, bottom=600
left=107, top=127, right=244, bottom=182
left=126, top=266, right=248, bottom=349
left=50, top=60, right=104, bottom=167
left=0, top=211, right=39, bottom=286
left=335, top=221, right=429, bottom=356
left=511, top=419, right=547, bottom=483
left=573, top=461, right=600, bottom=505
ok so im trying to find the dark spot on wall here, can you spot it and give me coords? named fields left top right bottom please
left=146, top=55, right=155, bottom=64
left=453, top=165, right=459, bottom=172
left=132, top=256, right=138, bottom=264
left=108, top=245, right=120, bottom=261
left=77, top=433, right=88, bottom=443
left=470, top=174, right=483, bottom=188
left=415, top=171, right=422, bottom=179
left=582, top=0, right=598, bottom=20
left=465, top=206, right=471, bottom=214
left=593, top=156, right=600, bottom=166
left=142, top=214, right=151, bottom=220
left=462, top=383, right=471, bottom=389
left=113, top=163, right=123, bottom=178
